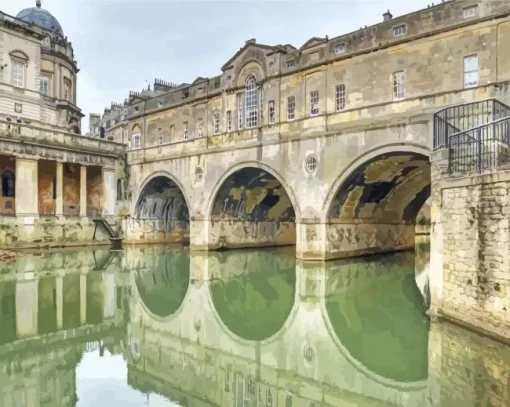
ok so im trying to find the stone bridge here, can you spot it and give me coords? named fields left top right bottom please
left=127, top=107, right=432, bottom=261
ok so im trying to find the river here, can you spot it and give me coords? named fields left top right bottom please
left=0, top=240, right=508, bottom=407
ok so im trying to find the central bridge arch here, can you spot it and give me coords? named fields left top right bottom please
left=204, top=161, right=300, bottom=250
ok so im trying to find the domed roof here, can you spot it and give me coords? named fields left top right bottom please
left=16, top=1, right=63, bottom=36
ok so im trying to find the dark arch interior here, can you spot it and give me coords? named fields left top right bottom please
left=325, top=251, right=429, bottom=382
left=328, top=153, right=431, bottom=224
left=210, top=248, right=296, bottom=341
left=135, top=249, right=190, bottom=318
left=211, top=167, right=295, bottom=221
left=135, top=176, right=190, bottom=240
left=210, top=167, right=296, bottom=249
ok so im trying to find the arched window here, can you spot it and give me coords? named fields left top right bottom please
left=2, top=171, right=15, bottom=198
left=117, top=179, right=123, bottom=201
left=245, top=75, right=258, bottom=128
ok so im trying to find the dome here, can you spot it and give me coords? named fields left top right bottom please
left=16, top=1, right=63, bottom=36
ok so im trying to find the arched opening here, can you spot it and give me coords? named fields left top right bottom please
left=209, top=166, right=296, bottom=250
left=210, top=247, right=296, bottom=341
left=134, top=175, right=189, bottom=243
left=326, top=152, right=430, bottom=259
left=324, top=251, right=429, bottom=383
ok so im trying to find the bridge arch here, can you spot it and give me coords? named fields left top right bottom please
left=132, top=171, right=190, bottom=243
left=205, top=161, right=300, bottom=250
left=321, top=143, right=430, bottom=258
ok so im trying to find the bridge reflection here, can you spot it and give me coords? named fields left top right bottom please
left=127, top=246, right=431, bottom=406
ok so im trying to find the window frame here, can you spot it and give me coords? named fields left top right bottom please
left=309, top=91, right=320, bottom=116
left=244, top=75, right=258, bottom=129
left=226, top=110, right=232, bottom=132
left=196, top=118, right=204, bottom=138
left=131, top=133, right=141, bottom=150
left=183, top=122, right=189, bottom=140
left=463, top=54, right=479, bottom=88
left=392, top=71, right=405, bottom=101
left=335, top=84, right=346, bottom=111
left=287, top=96, right=296, bottom=121
left=237, top=93, right=244, bottom=130
left=392, top=24, right=407, bottom=37
left=11, top=61, right=24, bottom=88
left=463, top=5, right=478, bottom=18
left=214, top=113, right=220, bottom=135
left=40, top=75, right=50, bottom=95
left=334, top=43, right=346, bottom=55
left=286, top=60, right=295, bottom=68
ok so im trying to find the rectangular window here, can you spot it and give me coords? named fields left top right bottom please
left=464, top=5, right=478, bottom=18
left=287, top=96, right=296, bottom=121
left=393, top=25, right=406, bottom=37
left=158, top=135, right=163, bottom=145
left=393, top=71, right=405, bottom=101
left=196, top=119, right=203, bottom=138
left=64, top=81, right=71, bottom=101
left=226, top=110, right=232, bottom=132
left=286, top=60, right=295, bottom=68
left=183, top=122, right=189, bottom=140
left=40, top=76, right=49, bottom=95
left=335, top=84, right=346, bottom=111
left=132, top=133, right=141, bottom=150
left=464, top=55, right=478, bottom=88
left=214, top=114, right=220, bottom=134
left=11, top=62, right=24, bottom=88
left=237, top=93, right=244, bottom=130
left=268, top=101, right=275, bottom=124
left=310, top=91, right=319, bottom=116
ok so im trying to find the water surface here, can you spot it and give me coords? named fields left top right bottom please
left=0, top=243, right=508, bottom=407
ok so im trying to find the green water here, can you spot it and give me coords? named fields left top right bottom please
left=0, top=243, right=508, bottom=407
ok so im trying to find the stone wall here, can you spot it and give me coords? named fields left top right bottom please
left=433, top=169, right=510, bottom=340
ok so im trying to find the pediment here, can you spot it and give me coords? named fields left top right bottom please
left=192, top=77, right=208, bottom=85
left=300, top=37, right=327, bottom=50
left=221, top=41, right=276, bottom=72
left=9, top=50, right=29, bottom=61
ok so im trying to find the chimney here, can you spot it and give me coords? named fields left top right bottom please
left=245, top=38, right=256, bottom=45
left=383, top=9, right=393, bottom=22
left=36, top=0, right=42, bottom=8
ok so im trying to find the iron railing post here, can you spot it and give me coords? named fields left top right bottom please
left=477, top=127, right=482, bottom=172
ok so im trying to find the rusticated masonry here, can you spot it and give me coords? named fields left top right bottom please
left=431, top=169, right=510, bottom=341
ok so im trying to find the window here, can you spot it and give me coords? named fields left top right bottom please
left=268, top=101, right=275, bottom=124
left=40, top=76, right=49, bottom=95
left=116, top=179, right=122, bottom=201
left=64, top=79, right=71, bottom=101
left=183, top=122, right=189, bottom=140
left=213, top=114, right=220, bottom=134
left=334, top=43, right=346, bottom=55
left=196, top=118, right=203, bottom=138
left=99, top=127, right=105, bottom=139
left=464, top=55, right=478, bottom=88
left=464, top=5, right=478, bottom=18
left=310, top=91, right=319, bottom=116
left=11, top=61, right=24, bottom=87
left=287, top=96, right=296, bottom=120
left=245, top=75, right=258, bottom=128
left=237, top=93, right=244, bottom=130
left=2, top=171, right=15, bottom=197
left=158, top=135, right=163, bottom=145
left=226, top=110, right=232, bottom=132
left=393, top=71, right=405, bottom=101
left=14, top=103, right=22, bottom=114
left=393, top=25, right=406, bottom=37
left=132, top=133, right=141, bottom=149
left=286, top=60, right=295, bottom=68
left=169, top=125, right=175, bottom=141
left=335, top=85, right=346, bottom=111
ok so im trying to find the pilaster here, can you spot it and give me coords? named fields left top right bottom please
left=102, top=168, right=116, bottom=216
left=55, top=162, right=63, bottom=216
left=15, top=157, right=38, bottom=216
left=80, top=165, right=87, bottom=217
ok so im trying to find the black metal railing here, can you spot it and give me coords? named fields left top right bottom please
left=434, top=99, right=510, bottom=149
left=448, top=117, right=510, bottom=175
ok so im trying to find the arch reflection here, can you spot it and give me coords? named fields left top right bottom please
left=134, top=246, right=190, bottom=318
left=324, top=250, right=429, bottom=382
left=209, top=247, right=296, bottom=341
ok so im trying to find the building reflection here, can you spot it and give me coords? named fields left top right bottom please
left=0, top=249, right=129, bottom=407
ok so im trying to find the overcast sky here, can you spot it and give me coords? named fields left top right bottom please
left=4, top=0, right=432, bottom=133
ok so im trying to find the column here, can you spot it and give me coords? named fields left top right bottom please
left=55, top=162, right=63, bottom=216
left=56, top=274, right=63, bottom=329
left=102, top=169, right=116, bottom=216
left=80, top=271, right=87, bottom=325
left=15, top=158, right=38, bottom=216
left=80, top=165, right=87, bottom=217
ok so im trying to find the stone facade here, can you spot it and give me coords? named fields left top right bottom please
left=430, top=168, right=510, bottom=341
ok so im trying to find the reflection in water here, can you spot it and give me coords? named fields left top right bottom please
left=0, top=245, right=508, bottom=407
